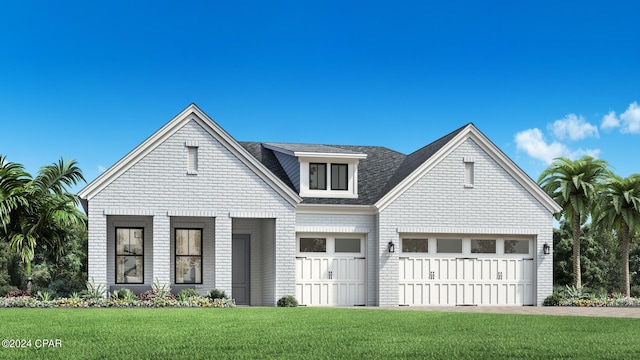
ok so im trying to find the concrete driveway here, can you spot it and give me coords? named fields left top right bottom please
left=377, top=306, right=640, bottom=318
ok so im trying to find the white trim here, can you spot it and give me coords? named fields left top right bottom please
left=299, top=158, right=360, bottom=198
left=396, top=226, right=540, bottom=235
left=296, top=226, right=371, bottom=233
left=78, top=104, right=302, bottom=207
left=296, top=204, right=377, bottom=215
left=263, top=144, right=368, bottom=160
left=375, top=124, right=562, bottom=214
left=294, top=151, right=367, bottom=160
left=103, top=209, right=155, bottom=216
left=167, top=210, right=216, bottom=217
left=229, top=212, right=277, bottom=218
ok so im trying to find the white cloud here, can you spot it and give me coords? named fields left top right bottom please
left=600, top=102, right=640, bottom=134
left=548, top=114, right=598, bottom=141
left=601, top=111, right=620, bottom=131
left=515, top=128, right=567, bottom=164
left=515, top=128, right=600, bottom=164
left=98, top=165, right=107, bottom=173
left=620, top=101, right=640, bottom=134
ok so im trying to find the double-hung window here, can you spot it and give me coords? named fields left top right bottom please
left=175, top=229, right=202, bottom=284
left=116, top=228, right=144, bottom=284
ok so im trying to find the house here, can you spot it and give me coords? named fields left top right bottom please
left=78, top=104, right=561, bottom=306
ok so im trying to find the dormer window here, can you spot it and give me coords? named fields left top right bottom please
left=331, top=164, right=348, bottom=190
left=309, top=163, right=327, bottom=190
left=263, top=143, right=367, bottom=199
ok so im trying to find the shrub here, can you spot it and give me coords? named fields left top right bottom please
left=47, top=278, right=85, bottom=298
left=564, top=285, right=590, bottom=300
left=36, top=291, right=53, bottom=301
left=139, top=280, right=175, bottom=301
left=5, top=289, right=31, bottom=298
left=83, top=278, right=106, bottom=300
left=0, top=285, right=18, bottom=297
left=277, top=295, right=298, bottom=307
left=177, top=288, right=201, bottom=302
left=208, top=289, right=228, bottom=300
left=111, top=288, right=136, bottom=302
left=543, top=292, right=564, bottom=306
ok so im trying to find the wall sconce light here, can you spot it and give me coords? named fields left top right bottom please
left=543, top=243, right=551, bottom=255
left=388, top=241, right=395, bottom=253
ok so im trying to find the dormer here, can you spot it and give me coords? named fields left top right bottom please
left=264, top=143, right=367, bottom=199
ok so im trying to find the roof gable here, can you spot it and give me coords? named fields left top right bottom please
left=78, top=104, right=302, bottom=208
left=375, top=123, right=562, bottom=214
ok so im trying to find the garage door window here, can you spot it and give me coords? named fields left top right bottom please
left=505, top=240, right=529, bottom=254
left=300, top=238, right=326, bottom=252
left=335, top=238, right=360, bottom=253
left=437, top=239, right=462, bottom=253
left=402, top=239, right=429, bottom=253
left=471, top=239, right=496, bottom=254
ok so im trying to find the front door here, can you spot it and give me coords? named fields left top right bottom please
left=232, top=234, right=250, bottom=305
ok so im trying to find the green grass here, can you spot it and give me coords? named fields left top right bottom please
left=0, top=307, right=638, bottom=359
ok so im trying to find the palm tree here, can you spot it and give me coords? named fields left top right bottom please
left=538, top=156, right=609, bottom=289
left=0, top=156, right=85, bottom=292
left=0, top=156, right=30, bottom=235
left=594, top=174, right=640, bottom=296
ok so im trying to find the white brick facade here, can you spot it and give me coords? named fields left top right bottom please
left=378, top=138, right=554, bottom=305
left=81, top=105, right=558, bottom=307
left=86, top=118, right=296, bottom=303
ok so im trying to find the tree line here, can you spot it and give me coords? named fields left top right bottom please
left=0, top=155, right=87, bottom=296
left=539, top=156, right=640, bottom=295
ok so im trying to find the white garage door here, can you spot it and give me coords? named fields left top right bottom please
left=398, top=237, right=534, bottom=306
left=295, top=235, right=366, bottom=306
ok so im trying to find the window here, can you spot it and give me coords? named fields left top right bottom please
left=116, top=228, right=144, bottom=284
left=187, top=146, right=198, bottom=174
left=175, top=229, right=202, bottom=284
left=505, top=240, right=529, bottom=254
left=335, top=238, right=360, bottom=253
left=331, top=164, right=348, bottom=190
left=471, top=239, right=496, bottom=254
left=300, top=238, right=327, bottom=252
left=464, top=161, right=474, bottom=186
left=309, top=163, right=327, bottom=190
left=402, top=239, right=429, bottom=253
left=437, top=239, right=462, bottom=253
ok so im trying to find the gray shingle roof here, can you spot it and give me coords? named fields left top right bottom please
left=239, top=123, right=471, bottom=205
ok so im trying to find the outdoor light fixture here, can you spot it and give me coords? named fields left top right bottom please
left=388, top=241, right=395, bottom=253
left=543, top=243, right=551, bottom=255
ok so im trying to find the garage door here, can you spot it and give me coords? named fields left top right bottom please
left=398, top=237, right=534, bottom=306
left=295, top=235, right=366, bottom=306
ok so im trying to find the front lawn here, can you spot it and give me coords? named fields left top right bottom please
left=0, top=307, right=638, bottom=359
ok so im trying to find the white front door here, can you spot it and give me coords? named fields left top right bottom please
left=398, top=237, right=535, bottom=306
left=295, top=235, right=366, bottom=306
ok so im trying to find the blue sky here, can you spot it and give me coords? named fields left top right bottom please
left=1, top=1, right=639, bottom=193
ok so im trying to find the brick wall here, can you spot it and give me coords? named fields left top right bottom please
left=88, top=119, right=296, bottom=300
left=379, top=138, right=554, bottom=305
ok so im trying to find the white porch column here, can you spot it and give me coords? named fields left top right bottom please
left=215, top=214, right=233, bottom=297
left=87, top=210, right=107, bottom=289
left=152, top=212, right=171, bottom=285
left=274, top=215, right=296, bottom=304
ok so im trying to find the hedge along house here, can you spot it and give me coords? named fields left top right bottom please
left=78, top=104, right=561, bottom=306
